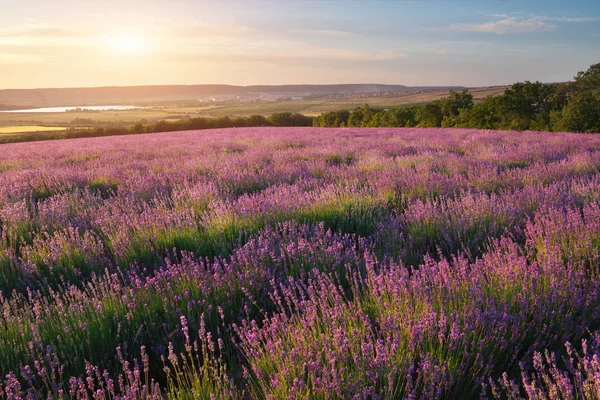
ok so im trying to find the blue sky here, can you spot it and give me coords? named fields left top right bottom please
left=0, top=0, right=599, bottom=88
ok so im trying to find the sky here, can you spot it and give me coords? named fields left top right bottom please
left=0, top=0, right=599, bottom=89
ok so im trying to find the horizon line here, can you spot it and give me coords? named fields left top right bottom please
left=0, top=82, right=522, bottom=92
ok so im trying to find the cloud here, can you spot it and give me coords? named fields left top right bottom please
left=441, top=40, right=493, bottom=46
left=294, top=47, right=404, bottom=62
left=0, top=20, right=404, bottom=70
left=0, top=24, right=81, bottom=38
left=449, top=17, right=556, bottom=34
left=0, top=53, right=46, bottom=65
left=449, top=14, right=600, bottom=35
left=543, top=16, right=600, bottom=22
left=0, top=24, right=98, bottom=49
left=170, top=46, right=404, bottom=64
left=151, top=23, right=401, bottom=63
left=164, top=22, right=257, bottom=38
left=289, top=28, right=359, bottom=37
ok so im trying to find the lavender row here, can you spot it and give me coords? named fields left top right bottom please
left=1, top=127, right=600, bottom=398
left=2, top=128, right=600, bottom=294
left=2, top=204, right=599, bottom=398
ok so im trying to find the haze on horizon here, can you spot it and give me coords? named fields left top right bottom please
left=1, top=0, right=599, bottom=90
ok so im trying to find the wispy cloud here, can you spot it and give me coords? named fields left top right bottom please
left=164, top=22, right=257, bottom=38
left=449, top=17, right=555, bottom=34
left=0, top=53, right=47, bottom=65
left=290, top=28, right=359, bottom=37
left=543, top=16, right=600, bottom=22
left=0, top=24, right=97, bottom=49
left=0, top=20, right=402, bottom=67
left=0, top=24, right=82, bottom=39
left=170, top=45, right=404, bottom=64
left=449, top=14, right=599, bottom=35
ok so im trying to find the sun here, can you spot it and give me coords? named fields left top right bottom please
left=109, top=35, right=145, bottom=54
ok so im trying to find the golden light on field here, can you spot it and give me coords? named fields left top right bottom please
left=108, top=35, right=146, bottom=54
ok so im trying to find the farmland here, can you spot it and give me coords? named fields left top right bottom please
left=0, top=86, right=507, bottom=133
left=0, top=126, right=68, bottom=134
left=1, top=127, right=600, bottom=399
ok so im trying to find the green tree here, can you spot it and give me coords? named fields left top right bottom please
left=348, top=105, right=379, bottom=127
left=395, top=108, right=417, bottom=127
left=439, top=89, right=474, bottom=127
left=268, top=112, right=313, bottom=127
left=555, top=63, right=600, bottom=132
left=130, top=123, right=144, bottom=134
left=314, top=111, right=337, bottom=127
left=231, top=117, right=247, bottom=127
left=246, top=115, right=271, bottom=126
left=415, top=103, right=443, bottom=127
left=334, top=110, right=351, bottom=127
left=555, top=91, right=600, bottom=133
left=214, top=116, right=233, bottom=128
left=457, top=96, right=503, bottom=129
left=367, top=110, right=398, bottom=127
left=572, top=62, right=600, bottom=93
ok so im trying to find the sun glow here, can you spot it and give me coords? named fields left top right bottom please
left=109, top=35, right=146, bottom=54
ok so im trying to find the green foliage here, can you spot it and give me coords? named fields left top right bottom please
left=324, top=153, right=355, bottom=166
left=450, top=68, right=596, bottom=133
left=415, top=103, right=443, bottom=127
left=164, top=322, right=242, bottom=400
left=313, top=110, right=350, bottom=127
left=439, top=89, right=474, bottom=127
left=0, top=113, right=307, bottom=144
left=89, top=177, right=118, bottom=197
left=393, top=108, right=417, bottom=127
left=2, top=64, right=599, bottom=145
left=367, top=109, right=416, bottom=127
left=554, top=91, right=600, bottom=133
left=347, top=104, right=381, bottom=127
left=246, top=114, right=272, bottom=126
left=0, top=250, right=20, bottom=293
left=572, top=62, right=600, bottom=93
left=308, top=63, right=600, bottom=133
left=267, top=112, right=313, bottom=127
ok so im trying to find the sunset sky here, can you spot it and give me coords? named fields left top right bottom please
left=1, top=0, right=599, bottom=89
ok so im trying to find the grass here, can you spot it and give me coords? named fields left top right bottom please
left=173, top=88, right=508, bottom=118
left=0, top=109, right=174, bottom=127
left=0, top=125, right=68, bottom=134
left=0, top=86, right=508, bottom=130
left=0, top=87, right=510, bottom=145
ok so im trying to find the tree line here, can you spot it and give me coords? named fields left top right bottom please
left=313, top=63, right=600, bottom=133
left=77, top=112, right=314, bottom=138
left=2, top=63, right=598, bottom=145
left=0, top=113, right=313, bottom=144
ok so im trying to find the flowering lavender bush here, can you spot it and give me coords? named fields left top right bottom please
left=488, top=332, right=600, bottom=399
left=1, top=127, right=600, bottom=399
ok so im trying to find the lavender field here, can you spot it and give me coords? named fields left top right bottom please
left=1, top=127, right=600, bottom=399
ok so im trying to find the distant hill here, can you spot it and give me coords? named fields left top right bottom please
left=0, top=84, right=463, bottom=109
